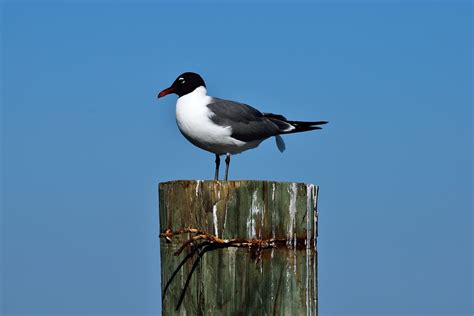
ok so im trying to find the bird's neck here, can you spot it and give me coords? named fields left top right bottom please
left=176, top=86, right=211, bottom=111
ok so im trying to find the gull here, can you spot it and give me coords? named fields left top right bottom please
left=158, top=72, right=327, bottom=180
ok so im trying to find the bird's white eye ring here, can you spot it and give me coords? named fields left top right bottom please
left=178, top=77, right=185, bottom=84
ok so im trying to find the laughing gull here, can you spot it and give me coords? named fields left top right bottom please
left=157, top=72, right=327, bottom=180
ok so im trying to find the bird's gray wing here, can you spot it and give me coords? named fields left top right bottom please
left=207, top=98, right=280, bottom=142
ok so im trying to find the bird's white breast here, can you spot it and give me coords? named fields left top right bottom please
left=176, top=86, right=249, bottom=154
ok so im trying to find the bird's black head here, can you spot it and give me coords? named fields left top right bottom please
left=158, top=72, right=206, bottom=98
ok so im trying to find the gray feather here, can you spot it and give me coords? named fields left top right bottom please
left=275, top=135, right=286, bottom=152
left=207, top=98, right=280, bottom=142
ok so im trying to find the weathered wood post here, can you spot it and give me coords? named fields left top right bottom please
left=159, top=180, right=318, bottom=315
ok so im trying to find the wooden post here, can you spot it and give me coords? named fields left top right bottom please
left=159, top=180, right=318, bottom=315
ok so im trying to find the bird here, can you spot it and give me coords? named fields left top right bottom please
left=157, top=72, right=327, bottom=181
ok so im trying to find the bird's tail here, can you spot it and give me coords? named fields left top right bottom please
left=264, top=113, right=328, bottom=134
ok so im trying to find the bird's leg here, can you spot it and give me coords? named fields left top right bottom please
left=214, top=154, right=220, bottom=181
left=224, top=153, right=231, bottom=181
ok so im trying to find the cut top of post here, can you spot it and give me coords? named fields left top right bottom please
left=159, top=180, right=318, bottom=247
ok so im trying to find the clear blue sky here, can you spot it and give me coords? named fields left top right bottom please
left=1, top=1, right=472, bottom=315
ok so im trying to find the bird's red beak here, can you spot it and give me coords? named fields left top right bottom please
left=158, top=86, right=176, bottom=98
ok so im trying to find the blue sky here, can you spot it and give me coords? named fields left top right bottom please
left=1, top=1, right=472, bottom=315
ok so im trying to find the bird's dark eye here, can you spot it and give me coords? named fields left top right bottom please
left=178, top=78, right=185, bottom=84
